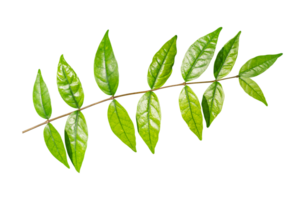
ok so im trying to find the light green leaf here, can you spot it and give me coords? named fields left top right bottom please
left=134, top=115, right=139, bottom=133
left=239, top=77, right=267, bottom=106
left=179, top=86, right=203, bottom=140
left=181, top=27, right=222, bottom=82
left=136, top=91, right=161, bottom=154
left=33, top=69, right=52, bottom=119
left=108, top=100, right=137, bottom=152
left=239, top=53, right=283, bottom=77
left=44, top=123, right=70, bottom=168
left=147, top=35, right=177, bottom=89
left=65, top=111, right=88, bottom=172
left=202, top=82, right=225, bottom=128
left=57, top=55, right=84, bottom=109
left=94, top=30, right=119, bottom=95
left=214, top=31, right=241, bottom=80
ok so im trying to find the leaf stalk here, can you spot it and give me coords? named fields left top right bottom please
left=22, top=75, right=239, bottom=133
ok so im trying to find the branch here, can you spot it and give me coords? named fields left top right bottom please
left=22, top=75, right=239, bottom=133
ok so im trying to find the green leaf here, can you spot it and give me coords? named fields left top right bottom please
left=57, top=55, right=84, bottom=109
left=147, top=35, right=177, bottom=89
left=239, top=53, right=283, bottom=77
left=62, top=128, right=73, bottom=167
left=239, top=77, right=267, bottom=106
left=94, top=30, right=119, bottom=95
left=179, top=86, right=203, bottom=140
left=202, top=82, right=225, bottom=127
left=65, top=111, right=88, bottom=172
left=108, top=100, right=137, bottom=152
left=181, top=27, right=222, bottom=82
left=44, top=123, right=70, bottom=168
left=33, top=69, right=52, bottom=119
left=200, top=92, right=211, bottom=129
left=214, top=31, right=241, bottom=80
left=134, top=116, right=139, bottom=133
left=136, top=91, right=161, bottom=154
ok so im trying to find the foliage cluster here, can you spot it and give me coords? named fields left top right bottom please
left=30, top=28, right=282, bottom=172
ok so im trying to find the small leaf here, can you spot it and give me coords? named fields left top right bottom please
left=239, top=76, right=267, bottom=106
left=181, top=27, right=222, bottom=82
left=239, top=53, right=283, bottom=77
left=200, top=92, right=211, bottom=129
left=179, top=86, right=203, bottom=140
left=214, top=31, right=241, bottom=80
left=136, top=91, right=161, bottom=154
left=202, top=82, right=225, bottom=127
left=108, top=100, right=137, bottom=152
left=33, top=69, right=52, bottom=119
left=65, top=111, right=88, bottom=172
left=57, top=55, right=84, bottom=109
left=94, top=30, right=119, bottom=95
left=44, top=123, right=70, bottom=168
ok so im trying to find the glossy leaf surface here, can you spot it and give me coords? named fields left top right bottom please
left=94, top=30, right=119, bottom=95
left=65, top=111, right=88, bottom=172
left=179, top=86, right=203, bottom=140
left=202, top=82, right=225, bottom=127
left=181, top=27, right=222, bottom=82
left=239, top=53, right=283, bottom=77
left=239, top=77, right=267, bottom=106
left=214, top=31, right=241, bottom=79
left=136, top=91, right=161, bottom=153
left=145, top=34, right=179, bottom=89
left=108, top=100, right=137, bottom=152
left=33, top=69, right=52, bottom=119
left=44, top=123, right=69, bottom=168
left=57, top=55, right=84, bottom=109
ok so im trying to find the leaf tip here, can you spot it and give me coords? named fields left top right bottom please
left=36, top=68, right=43, bottom=73
left=264, top=101, right=270, bottom=108
left=278, top=52, right=285, bottom=58
left=217, top=27, right=223, bottom=32
left=237, top=31, right=242, bottom=36
left=173, top=35, right=178, bottom=40
left=218, top=26, right=225, bottom=31
left=278, top=53, right=283, bottom=57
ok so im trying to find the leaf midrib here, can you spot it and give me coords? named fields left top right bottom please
left=209, top=82, right=219, bottom=126
left=73, top=111, right=80, bottom=169
left=46, top=124, right=66, bottom=164
left=240, top=57, right=278, bottom=75
left=184, top=87, right=200, bottom=136
left=147, top=91, right=153, bottom=152
left=61, top=66, right=79, bottom=108
left=38, top=76, right=48, bottom=119
left=103, top=37, right=113, bottom=95
left=240, top=77, right=264, bottom=102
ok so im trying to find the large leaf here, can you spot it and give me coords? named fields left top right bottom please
left=94, top=30, right=119, bottom=95
left=33, top=69, right=52, bottom=119
left=65, top=111, right=88, bottom=172
left=147, top=35, right=177, bottom=89
left=44, top=123, right=70, bottom=168
left=239, top=77, right=267, bottom=106
left=214, top=31, right=241, bottom=80
left=179, top=86, right=203, bottom=140
left=108, top=100, right=137, bottom=152
left=239, top=53, right=283, bottom=77
left=201, top=82, right=225, bottom=128
left=136, top=91, right=161, bottom=154
left=57, top=55, right=84, bottom=109
left=181, top=27, right=222, bottom=82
